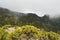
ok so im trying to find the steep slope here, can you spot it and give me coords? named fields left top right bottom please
left=0, top=7, right=25, bottom=26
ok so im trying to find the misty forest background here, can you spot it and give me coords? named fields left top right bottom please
left=0, top=7, right=60, bottom=33
left=0, top=7, right=60, bottom=40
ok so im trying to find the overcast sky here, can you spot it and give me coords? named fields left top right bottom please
left=0, top=0, right=60, bottom=17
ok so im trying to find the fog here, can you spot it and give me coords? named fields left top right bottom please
left=0, top=0, right=60, bottom=17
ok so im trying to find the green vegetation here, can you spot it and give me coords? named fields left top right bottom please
left=0, top=7, right=60, bottom=40
left=0, top=7, right=60, bottom=33
left=0, top=25, right=60, bottom=40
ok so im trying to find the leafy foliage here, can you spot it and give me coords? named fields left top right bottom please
left=0, top=25, right=60, bottom=40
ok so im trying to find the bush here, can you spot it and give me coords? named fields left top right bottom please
left=0, top=25, right=60, bottom=40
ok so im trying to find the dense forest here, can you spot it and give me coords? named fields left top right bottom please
left=0, top=7, right=60, bottom=40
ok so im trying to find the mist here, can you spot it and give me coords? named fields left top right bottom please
left=0, top=0, right=60, bottom=17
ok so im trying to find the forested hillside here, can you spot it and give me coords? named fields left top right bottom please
left=0, top=7, right=60, bottom=33
left=0, top=7, right=25, bottom=26
left=0, top=7, right=60, bottom=40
